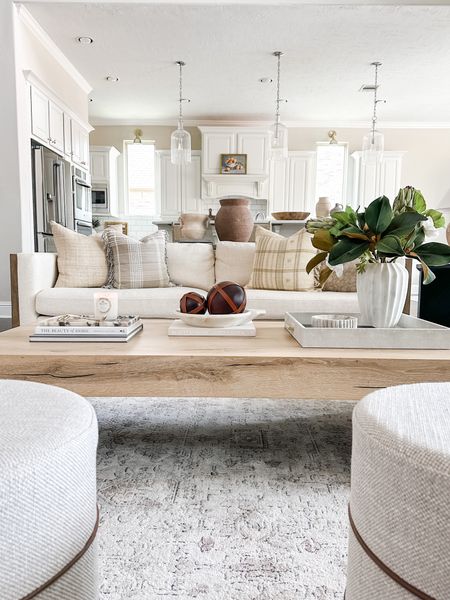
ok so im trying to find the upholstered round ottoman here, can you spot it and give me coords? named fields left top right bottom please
left=346, top=382, right=450, bottom=599
left=0, top=380, right=99, bottom=599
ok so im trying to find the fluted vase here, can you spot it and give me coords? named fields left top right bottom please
left=357, top=262, right=408, bottom=328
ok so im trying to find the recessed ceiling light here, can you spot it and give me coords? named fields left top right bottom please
left=77, top=36, right=94, bottom=45
left=259, top=77, right=273, bottom=84
left=106, top=76, right=119, bottom=82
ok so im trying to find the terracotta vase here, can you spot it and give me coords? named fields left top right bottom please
left=179, top=213, right=209, bottom=241
left=214, top=197, right=254, bottom=242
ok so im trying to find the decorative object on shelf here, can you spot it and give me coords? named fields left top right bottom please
left=271, top=211, right=310, bottom=221
left=179, top=291, right=207, bottom=314
left=311, top=314, right=358, bottom=328
left=133, top=129, right=142, bottom=144
left=214, top=196, right=254, bottom=242
left=207, top=281, right=247, bottom=315
left=170, top=60, right=191, bottom=165
left=315, top=196, right=331, bottom=217
left=330, top=203, right=344, bottom=215
left=269, top=51, right=288, bottom=161
left=305, top=186, right=450, bottom=328
left=179, top=213, right=209, bottom=241
left=361, top=61, right=386, bottom=165
left=220, top=154, right=247, bottom=174
left=104, top=220, right=128, bottom=235
left=328, top=130, right=338, bottom=144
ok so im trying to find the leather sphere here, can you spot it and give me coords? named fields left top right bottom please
left=179, top=291, right=207, bottom=314
left=207, top=281, right=247, bottom=314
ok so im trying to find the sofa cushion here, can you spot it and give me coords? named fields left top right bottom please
left=51, top=221, right=108, bottom=288
left=215, top=242, right=255, bottom=286
left=248, top=227, right=316, bottom=291
left=36, top=287, right=207, bottom=319
left=167, top=243, right=215, bottom=290
left=103, top=229, right=170, bottom=289
left=245, top=289, right=360, bottom=320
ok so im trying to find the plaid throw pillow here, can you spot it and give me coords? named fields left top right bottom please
left=102, top=229, right=171, bottom=289
left=248, top=226, right=315, bottom=291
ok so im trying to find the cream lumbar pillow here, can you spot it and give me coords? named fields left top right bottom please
left=248, top=226, right=316, bottom=291
left=102, top=228, right=170, bottom=289
left=51, top=221, right=108, bottom=288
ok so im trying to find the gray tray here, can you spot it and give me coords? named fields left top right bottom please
left=285, top=312, right=450, bottom=349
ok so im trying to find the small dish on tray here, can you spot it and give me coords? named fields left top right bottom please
left=175, top=309, right=265, bottom=328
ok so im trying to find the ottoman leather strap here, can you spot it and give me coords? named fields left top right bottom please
left=20, top=506, right=100, bottom=600
left=348, top=506, right=436, bottom=600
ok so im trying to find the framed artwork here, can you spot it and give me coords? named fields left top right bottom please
left=221, top=154, right=247, bottom=174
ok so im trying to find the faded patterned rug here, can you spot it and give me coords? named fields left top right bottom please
left=92, top=397, right=354, bottom=600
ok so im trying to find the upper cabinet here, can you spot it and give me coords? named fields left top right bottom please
left=269, top=152, right=316, bottom=213
left=350, top=151, right=406, bottom=208
left=30, top=82, right=92, bottom=171
left=156, top=151, right=201, bottom=217
left=236, top=132, right=269, bottom=175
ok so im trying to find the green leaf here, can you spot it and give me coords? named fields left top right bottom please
left=416, top=258, right=436, bottom=285
left=318, top=266, right=333, bottom=286
left=328, top=238, right=370, bottom=266
left=339, top=226, right=371, bottom=241
left=377, top=235, right=405, bottom=256
left=331, top=211, right=352, bottom=226
left=357, top=211, right=366, bottom=230
left=306, top=251, right=328, bottom=274
left=311, top=229, right=334, bottom=252
left=412, top=189, right=426, bottom=213
left=412, top=227, right=425, bottom=249
left=425, top=208, right=445, bottom=229
left=364, top=196, right=393, bottom=234
left=414, top=242, right=450, bottom=266
left=385, top=211, right=427, bottom=237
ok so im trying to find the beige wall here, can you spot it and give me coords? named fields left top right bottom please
left=92, top=124, right=450, bottom=212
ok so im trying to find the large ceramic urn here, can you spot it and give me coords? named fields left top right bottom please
left=214, top=196, right=254, bottom=242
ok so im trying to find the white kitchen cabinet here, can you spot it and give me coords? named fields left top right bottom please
left=237, top=132, right=268, bottom=175
left=269, top=152, right=316, bottom=214
left=31, top=86, right=49, bottom=143
left=49, top=101, right=64, bottom=153
left=202, top=131, right=236, bottom=174
left=350, top=151, right=405, bottom=208
left=63, top=113, right=72, bottom=158
left=157, top=151, right=201, bottom=217
left=71, top=119, right=90, bottom=169
left=90, top=146, right=120, bottom=216
left=90, top=151, right=109, bottom=181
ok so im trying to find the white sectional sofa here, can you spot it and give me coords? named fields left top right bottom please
left=11, top=241, right=359, bottom=325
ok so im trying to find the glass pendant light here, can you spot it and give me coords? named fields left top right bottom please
left=171, top=60, right=191, bottom=165
left=269, top=51, right=288, bottom=161
left=362, top=62, right=385, bottom=165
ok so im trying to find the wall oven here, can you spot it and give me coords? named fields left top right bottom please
left=72, top=166, right=92, bottom=225
left=91, top=184, right=109, bottom=213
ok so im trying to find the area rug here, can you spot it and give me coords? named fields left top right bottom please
left=92, top=396, right=354, bottom=600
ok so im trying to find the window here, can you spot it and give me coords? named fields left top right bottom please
left=315, top=143, right=348, bottom=206
left=125, top=141, right=155, bottom=215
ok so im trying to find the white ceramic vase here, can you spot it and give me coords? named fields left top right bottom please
left=316, top=196, right=331, bottom=218
left=357, top=262, right=409, bottom=328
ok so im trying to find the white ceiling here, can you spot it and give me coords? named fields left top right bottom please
left=24, top=2, right=450, bottom=125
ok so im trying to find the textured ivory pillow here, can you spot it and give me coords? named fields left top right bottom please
left=103, top=228, right=170, bottom=289
left=248, top=226, right=316, bottom=291
left=51, top=221, right=108, bottom=288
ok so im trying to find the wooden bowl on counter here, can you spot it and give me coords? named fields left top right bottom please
left=271, top=211, right=310, bottom=221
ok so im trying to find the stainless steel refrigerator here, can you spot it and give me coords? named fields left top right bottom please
left=32, top=142, right=74, bottom=252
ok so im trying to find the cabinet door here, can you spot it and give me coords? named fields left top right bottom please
left=237, top=132, right=269, bottom=174
left=79, top=129, right=89, bottom=169
left=63, top=114, right=72, bottom=158
left=269, top=159, right=288, bottom=212
left=71, top=120, right=81, bottom=164
left=182, top=154, right=201, bottom=213
left=351, top=151, right=404, bottom=208
left=48, top=101, right=64, bottom=153
left=287, top=154, right=315, bottom=212
left=158, top=153, right=181, bottom=217
left=202, top=132, right=236, bottom=173
left=31, top=87, right=49, bottom=143
left=90, top=151, right=109, bottom=181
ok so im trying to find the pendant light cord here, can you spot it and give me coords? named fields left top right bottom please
left=273, top=51, right=284, bottom=140
left=178, top=61, right=184, bottom=125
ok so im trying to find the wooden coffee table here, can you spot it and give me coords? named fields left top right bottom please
left=0, top=320, right=449, bottom=400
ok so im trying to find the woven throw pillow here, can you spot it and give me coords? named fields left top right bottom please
left=102, top=228, right=170, bottom=289
left=316, top=262, right=357, bottom=292
left=248, top=226, right=315, bottom=291
left=51, top=221, right=108, bottom=288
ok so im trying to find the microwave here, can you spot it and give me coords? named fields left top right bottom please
left=91, top=184, right=109, bottom=213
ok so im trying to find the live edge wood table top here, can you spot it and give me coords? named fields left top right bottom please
left=0, top=320, right=449, bottom=400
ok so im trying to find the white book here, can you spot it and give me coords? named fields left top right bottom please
left=29, top=325, right=143, bottom=343
left=34, top=319, right=142, bottom=336
left=168, top=320, right=256, bottom=337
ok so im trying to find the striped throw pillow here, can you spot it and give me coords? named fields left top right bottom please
left=248, top=226, right=316, bottom=291
left=103, top=229, right=171, bottom=289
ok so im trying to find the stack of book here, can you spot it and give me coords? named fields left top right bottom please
left=29, top=315, right=143, bottom=343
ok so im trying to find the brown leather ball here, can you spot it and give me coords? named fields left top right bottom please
left=207, top=281, right=247, bottom=315
left=180, top=291, right=207, bottom=314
